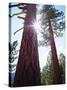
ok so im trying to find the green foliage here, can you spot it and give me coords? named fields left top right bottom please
left=41, top=64, right=53, bottom=85
left=9, top=41, right=18, bottom=72
left=39, top=5, right=65, bottom=46
left=38, top=30, right=50, bottom=46
left=41, top=53, right=65, bottom=85
left=41, top=53, right=53, bottom=85
left=59, top=53, right=65, bottom=83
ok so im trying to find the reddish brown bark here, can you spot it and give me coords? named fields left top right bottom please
left=48, top=18, right=62, bottom=84
left=14, top=4, right=41, bottom=87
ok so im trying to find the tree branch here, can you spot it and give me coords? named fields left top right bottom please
left=17, top=16, right=25, bottom=19
left=9, top=3, right=27, bottom=8
left=14, top=27, right=24, bottom=35
left=9, top=11, right=23, bottom=18
left=18, top=6, right=27, bottom=10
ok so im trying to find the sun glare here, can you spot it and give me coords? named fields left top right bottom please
left=33, top=21, right=41, bottom=31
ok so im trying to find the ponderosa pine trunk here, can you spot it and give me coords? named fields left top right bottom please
left=14, top=4, right=41, bottom=87
left=48, top=18, right=62, bottom=84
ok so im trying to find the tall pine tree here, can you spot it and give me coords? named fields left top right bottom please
left=39, top=5, right=65, bottom=84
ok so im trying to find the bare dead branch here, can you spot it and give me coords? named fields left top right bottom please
left=9, top=3, right=27, bottom=8
left=14, top=27, right=24, bottom=35
left=18, top=6, right=27, bottom=10
left=17, top=16, right=25, bottom=19
left=9, top=11, right=23, bottom=18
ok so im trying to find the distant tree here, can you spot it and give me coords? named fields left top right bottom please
left=9, top=41, right=18, bottom=87
left=59, top=53, right=65, bottom=83
left=39, top=5, right=65, bottom=84
left=41, top=53, right=65, bottom=85
left=41, top=52, right=53, bottom=85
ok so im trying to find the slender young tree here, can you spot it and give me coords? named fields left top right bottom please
left=39, top=5, right=65, bottom=84
left=9, top=3, right=41, bottom=87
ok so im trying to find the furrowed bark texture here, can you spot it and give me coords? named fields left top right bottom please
left=14, top=4, right=41, bottom=87
left=48, top=18, right=62, bottom=84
